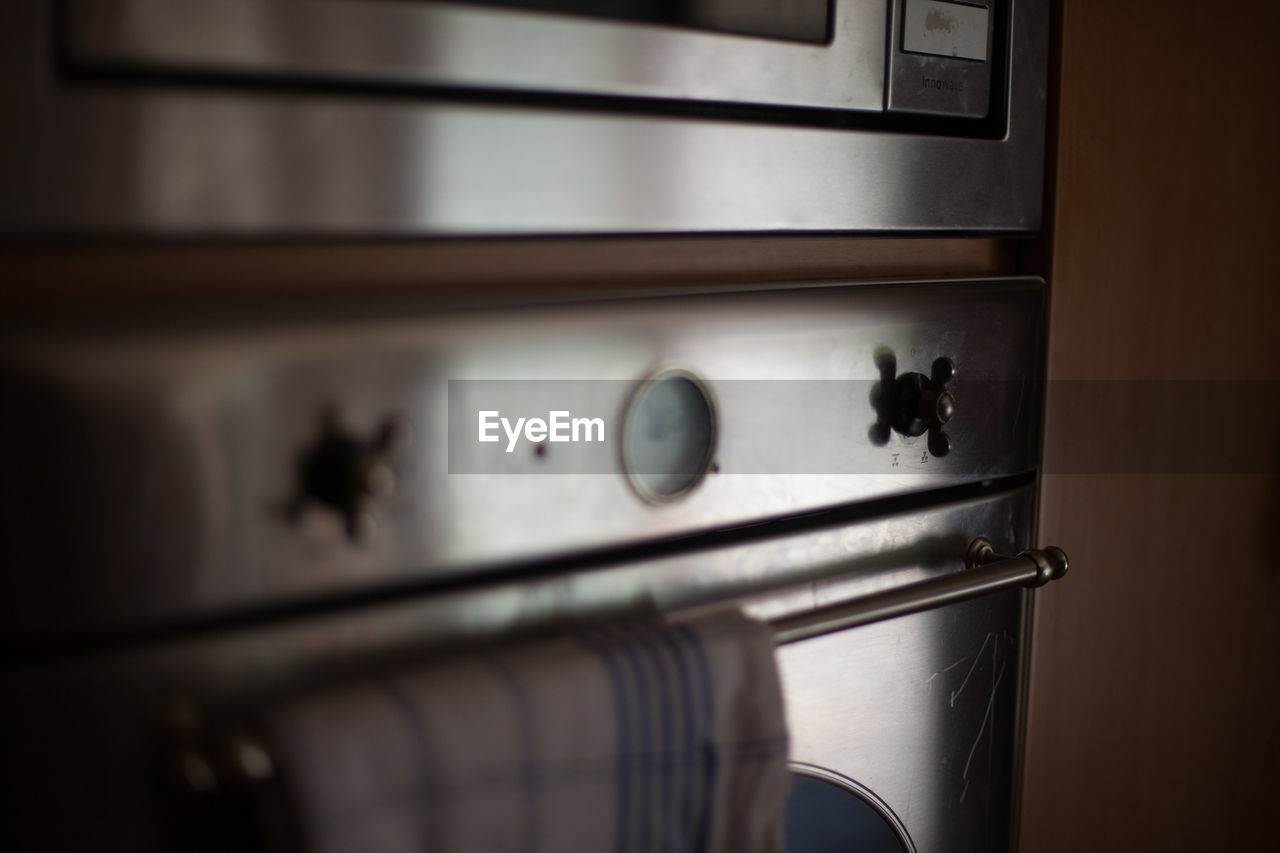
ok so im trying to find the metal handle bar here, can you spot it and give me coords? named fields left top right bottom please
left=166, top=538, right=1068, bottom=796
left=771, top=538, right=1069, bottom=645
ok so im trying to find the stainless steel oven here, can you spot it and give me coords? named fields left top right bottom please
left=0, top=0, right=1047, bottom=235
left=2, top=277, right=1065, bottom=851
left=2, top=0, right=1058, bottom=847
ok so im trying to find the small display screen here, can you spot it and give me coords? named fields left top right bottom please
left=459, top=0, right=833, bottom=45
left=902, top=0, right=990, bottom=61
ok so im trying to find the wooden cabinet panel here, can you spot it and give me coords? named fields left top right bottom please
left=1022, top=1, right=1280, bottom=849
left=0, top=237, right=1014, bottom=306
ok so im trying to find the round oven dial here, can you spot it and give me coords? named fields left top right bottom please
left=283, top=409, right=406, bottom=540
left=621, top=371, right=717, bottom=503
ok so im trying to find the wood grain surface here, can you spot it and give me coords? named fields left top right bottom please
left=1021, top=1, right=1280, bottom=849
left=0, top=236, right=1015, bottom=307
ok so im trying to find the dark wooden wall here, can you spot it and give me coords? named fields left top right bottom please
left=1, top=237, right=1012, bottom=304
left=1021, top=0, right=1280, bottom=848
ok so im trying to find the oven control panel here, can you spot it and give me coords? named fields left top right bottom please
left=1, top=278, right=1045, bottom=642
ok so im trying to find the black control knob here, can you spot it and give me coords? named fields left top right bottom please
left=882, top=357, right=955, bottom=458
left=283, top=409, right=406, bottom=540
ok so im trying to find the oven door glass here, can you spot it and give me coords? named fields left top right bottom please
left=785, top=768, right=913, bottom=852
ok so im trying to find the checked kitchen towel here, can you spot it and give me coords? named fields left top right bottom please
left=257, top=609, right=791, bottom=853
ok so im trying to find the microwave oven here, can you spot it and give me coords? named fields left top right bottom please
left=0, top=0, right=1047, bottom=235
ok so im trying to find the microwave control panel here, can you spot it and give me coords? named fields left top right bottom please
left=1, top=0, right=1044, bottom=235
left=889, top=0, right=996, bottom=119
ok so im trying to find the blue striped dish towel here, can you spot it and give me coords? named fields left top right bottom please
left=258, top=609, right=791, bottom=853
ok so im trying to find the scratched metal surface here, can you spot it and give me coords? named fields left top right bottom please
left=771, top=591, right=1024, bottom=853
left=742, top=484, right=1031, bottom=853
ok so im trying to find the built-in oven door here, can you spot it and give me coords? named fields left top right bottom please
left=5, top=478, right=1049, bottom=852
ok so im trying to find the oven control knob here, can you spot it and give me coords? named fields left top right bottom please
left=283, top=409, right=406, bottom=540
left=888, top=357, right=955, bottom=457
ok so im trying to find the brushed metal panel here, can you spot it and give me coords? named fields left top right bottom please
left=0, top=278, right=1045, bottom=643
left=772, top=592, right=1024, bottom=853
left=0, top=0, right=1048, bottom=234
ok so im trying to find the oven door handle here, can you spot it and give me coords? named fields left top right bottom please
left=770, top=538, right=1068, bottom=645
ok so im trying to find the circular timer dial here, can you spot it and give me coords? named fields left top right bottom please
left=622, top=372, right=716, bottom=502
